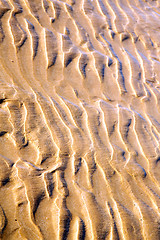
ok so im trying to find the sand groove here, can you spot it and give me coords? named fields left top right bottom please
left=0, top=0, right=160, bottom=239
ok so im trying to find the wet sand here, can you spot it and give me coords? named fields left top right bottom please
left=0, top=0, right=160, bottom=239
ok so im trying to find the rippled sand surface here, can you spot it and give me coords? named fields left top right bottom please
left=1, top=0, right=160, bottom=239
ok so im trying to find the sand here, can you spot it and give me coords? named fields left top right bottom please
left=0, top=0, right=160, bottom=239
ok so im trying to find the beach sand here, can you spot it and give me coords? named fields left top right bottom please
left=0, top=0, right=160, bottom=239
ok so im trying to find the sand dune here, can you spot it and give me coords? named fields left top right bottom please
left=0, top=0, right=160, bottom=239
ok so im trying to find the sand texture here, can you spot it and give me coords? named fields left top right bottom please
left=0, top=0, right=160, bottom=239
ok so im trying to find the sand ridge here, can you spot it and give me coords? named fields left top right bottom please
left=0, top=0, right=160, bottom=239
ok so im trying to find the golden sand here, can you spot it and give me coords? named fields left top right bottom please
left=0, top=0, right=160, bottom=239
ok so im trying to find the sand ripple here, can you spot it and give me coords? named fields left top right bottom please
left=0, top=0, right=160, bottom=239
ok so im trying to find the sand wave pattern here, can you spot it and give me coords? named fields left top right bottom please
left=0, top=0, right=160, bottom=239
